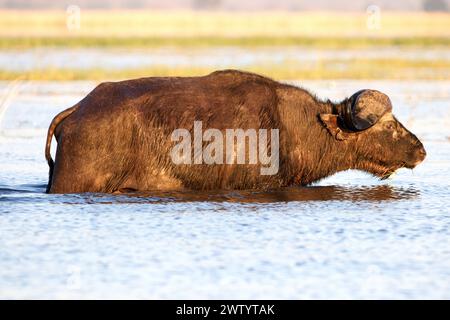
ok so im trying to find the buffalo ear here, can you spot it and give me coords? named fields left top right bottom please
left=319, top=114, right=349, bottom=141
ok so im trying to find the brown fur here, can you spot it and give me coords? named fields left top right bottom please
left=45, top=69, right=426, bottom=194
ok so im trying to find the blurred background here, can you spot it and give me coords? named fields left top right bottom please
left=0, top=0, right=449, bottom=81
left=1, top=1, right=450, bottom=299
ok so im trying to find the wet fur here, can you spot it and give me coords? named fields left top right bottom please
left=46, top=69, right=424, bottom=193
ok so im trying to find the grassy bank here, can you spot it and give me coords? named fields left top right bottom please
left=1, top=58, right=448, bottom=81
left=1, top=10, right=448, bottom=81
left=1, top=10, right=449, bottom=49
left=2, top=36, right=449, bottom=49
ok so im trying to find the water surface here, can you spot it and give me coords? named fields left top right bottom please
left=0, top=80, right=449, bottom=299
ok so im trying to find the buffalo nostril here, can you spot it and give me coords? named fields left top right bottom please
left=411, top=147, right=426, bottom=168
left=418, top=148, right=426, bottom=157
left=415, top=147, right=426, bottom=166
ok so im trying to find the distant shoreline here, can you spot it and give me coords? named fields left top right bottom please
left=1, top=57, right=449, bottom=81
left=1, top=11, right=448, bottom=81
left=1, top=36, right=449, bottom=50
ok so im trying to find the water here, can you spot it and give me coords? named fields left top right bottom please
left=1, top=47, right=449, bottom=72
left=0, top=80, right=449, bottom=299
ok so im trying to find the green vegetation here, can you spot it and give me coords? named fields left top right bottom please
left=0, top=10, right=448, bottom=80
left=1, top=10, right=449, bottom=49
left=1, top=58, right=448, bottom=81
left=1, top=36, right=449, bottom=49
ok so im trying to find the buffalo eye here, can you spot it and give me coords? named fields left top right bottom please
left=383, top=121, right=396, bottom=131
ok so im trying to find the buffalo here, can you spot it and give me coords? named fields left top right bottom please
left=45, top=70, right=426, bottom=193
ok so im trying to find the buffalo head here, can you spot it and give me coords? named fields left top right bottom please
left=320, top=89, right=426, bottom=179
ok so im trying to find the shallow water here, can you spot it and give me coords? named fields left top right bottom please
left=0, top=80, right=449, bottom=299
left=1, top=47, right=449, bottom=71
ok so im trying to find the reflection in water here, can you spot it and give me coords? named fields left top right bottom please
left=0, top=184, right=418, bottom=204
left=49, top=185, right=419, bottom=205
left=0, top=184, right=419, bottom=204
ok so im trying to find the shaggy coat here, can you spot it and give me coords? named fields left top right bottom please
left=45, top=70, right=426, bottom=193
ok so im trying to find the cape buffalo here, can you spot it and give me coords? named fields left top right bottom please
left=45, top=70, right=426, bottom=194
